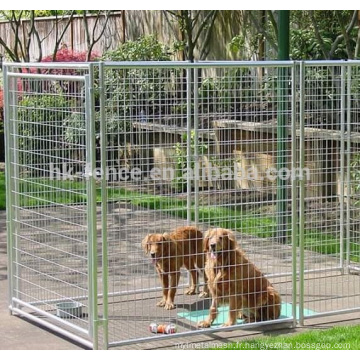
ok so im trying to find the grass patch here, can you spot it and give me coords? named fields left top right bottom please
left=1, top=176, right=360, bottom=261
left=297, top=230, right=359, bottom=262
left=107, top=187, right=360, bottom=261
left=211, top=324, right=360, bottom=350
left=19, top=177, right=88, bottom=207
left=197, top=206, right=277, bottom=239
left=108, top=187, right=277, bottom=238
left=302, top=230, right=340, bottom=255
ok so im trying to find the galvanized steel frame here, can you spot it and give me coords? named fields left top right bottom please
left=3, top=60, right=360, bottom=349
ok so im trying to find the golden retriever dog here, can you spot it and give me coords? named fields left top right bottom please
left=198, top=228, right=281, bottom=328
left=142, top=226, right=208, bottom=310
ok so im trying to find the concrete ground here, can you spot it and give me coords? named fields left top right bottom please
left=0, top=211, right=83, bottom=350
left=1, top=208, right=360, bottom=350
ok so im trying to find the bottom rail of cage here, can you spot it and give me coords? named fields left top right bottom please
left=300, top=307, right=360, bottom=321
left=348, top=265, right=360, bottom=273
left=11, top=297, right=90, bottom=336
left=107, top=316, right=295, bottom=348
left=9, top=306, right=93, bottom=349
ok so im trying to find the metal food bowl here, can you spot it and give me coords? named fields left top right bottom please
left=56, top=301, right=83, bottom=319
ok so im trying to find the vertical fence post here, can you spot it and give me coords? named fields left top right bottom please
left=345, top=63, right=352, bottom=272
left=4, top=65, right=15, bottom=312
left=5, top=70, right=21, bottom=307
left=193, top=66, right=199, bottom=226
left=298, top=61, right=305, bottom=326
left=291, top=63, right=298, bottom=326
left=12, top=72, right=21, bottom=304
left=99, top=61, right=109, bottom=349
left=186, top=66, right=192, bottom=224
left=277, top=11, right=290, bottom=244
left=339, top=64, right=346, bottom=272
left=85, top=65, right=99, bottom=349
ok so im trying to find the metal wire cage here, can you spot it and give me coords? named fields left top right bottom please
left=3, top=60, right=360, bottom=349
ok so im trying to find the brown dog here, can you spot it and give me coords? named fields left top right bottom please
left=198, top=228, right=281, bottom=328
left=142, top=226, right=208, bottom=310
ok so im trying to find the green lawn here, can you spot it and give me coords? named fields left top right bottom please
left=210, top=324, right=360, bottom=350
left=107, top=185, right=360, bottom=262
left=1, top=174, right=359, bottom=261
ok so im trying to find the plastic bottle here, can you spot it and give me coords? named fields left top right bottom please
left=149, top=323, right=177, bottom=334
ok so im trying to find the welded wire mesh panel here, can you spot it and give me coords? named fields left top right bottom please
left=300, top=63, right=360, bottom=318
left=7, top=60, right=360, bottom=349
left=5, top=64, right=91, bottom=337
left=102, top=64, right=193, bottom=346
left=194, top=64, right=295, bottom=330
left=102, top=63, right=296, bottom=348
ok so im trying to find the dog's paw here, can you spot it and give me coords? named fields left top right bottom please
left=198, top=291, right=209, bottom=299
left=197, top=320, right=211, bottom=329
left=164, top=302, right=175, bottom=310
left=185, top=287, right=196, bottom=295
left=156, top=299, right=166, bottom=307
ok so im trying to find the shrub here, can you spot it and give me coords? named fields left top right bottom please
left=19, top=49, right=99, bottom=99
left=198, top=68, right=274, bottom=118
left=63, top=111, right=131, bottom=149
left=18, top=94, right=71, bottom=174
left=42, top=48, right=99, bottom=63
left=173, top=131, right=208, bottom=192
left=102, top=35, right=171, bottom=62
left=101, top=35, right=181, bottom=119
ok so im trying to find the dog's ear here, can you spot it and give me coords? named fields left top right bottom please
left=141, top=235, right=150, bottom=254
left=203, top=230, right=210, bottom=252
left=225, top=230, right=237, bottom=250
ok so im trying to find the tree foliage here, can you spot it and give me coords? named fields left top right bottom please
left=164, top=10, right=218, bottom=61
left=231, top=10, right=360, bottom=60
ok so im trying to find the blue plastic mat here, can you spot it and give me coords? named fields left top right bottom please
left=178, top=303, right=316, bottom=327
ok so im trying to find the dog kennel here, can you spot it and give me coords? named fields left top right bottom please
left=3, top=60, right=360, bottom=349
